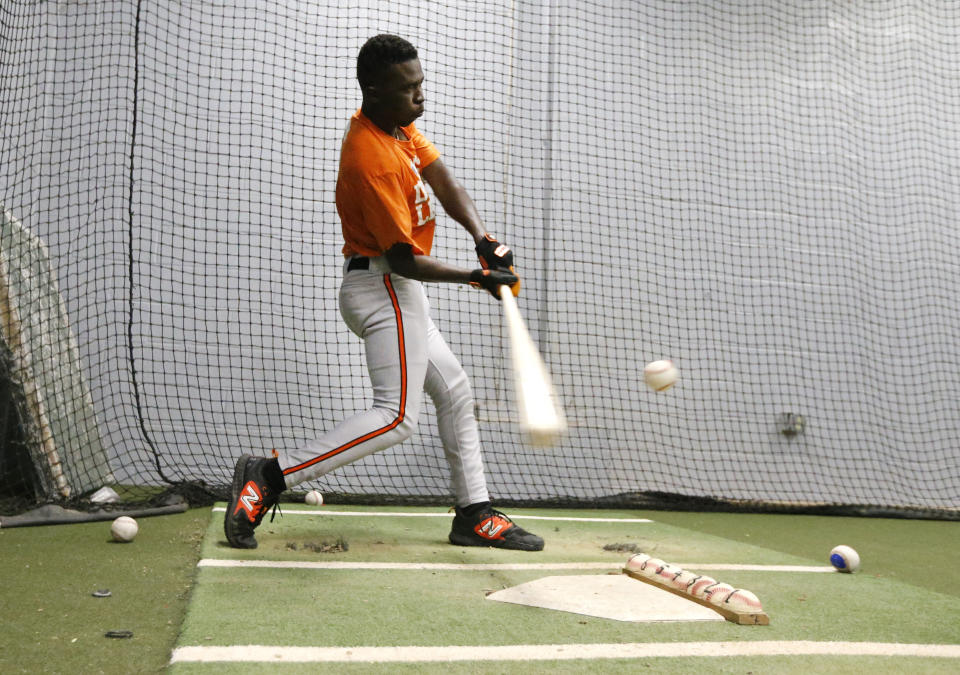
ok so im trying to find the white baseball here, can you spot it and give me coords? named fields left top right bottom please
left=724, top=589, right=764, bottom=613
left=110, top=516, right=138, bottom=543
left=644, top=360, right=678, bottom=392
left=625, top=553, right=651, bottom=572
left=639, top=557, right=665, bottom=578
left=688, top=576, right=717, bottom=598
left=830, top=545, right=860, bottom=573
left=671, top=570, right=697, bottom=591
left=703, top=582, right=735, bottom=605
left=305, top=490, right=324, bottom=506
left=655, top=563, right=678, bottom=585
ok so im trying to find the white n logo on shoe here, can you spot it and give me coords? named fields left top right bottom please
left=476, top=516, right=509, bottom=539
left=234, top=482, right=263, bottom=521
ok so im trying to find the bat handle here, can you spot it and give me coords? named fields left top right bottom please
left=498, top=284, right=520, bottom=301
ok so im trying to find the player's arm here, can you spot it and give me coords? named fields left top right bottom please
left=421, top=158, right=520, bottom=290
left=385, top=242, right=470, bottom=283
left=421, top=158, right=485, bottom=244
left=384, top=242, right=516, bottom=297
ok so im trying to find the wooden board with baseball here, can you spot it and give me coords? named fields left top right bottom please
left=622, top=553, right=770, bottom=626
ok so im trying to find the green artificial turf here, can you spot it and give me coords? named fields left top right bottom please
left=0, top=508, right=210, bottom=674
left=178, top=565, right=960, bottom=647
left=170, top=656, right=960, bottom=675
left=178, top=507, right=960, bottom=649
left=201, top=505, right=809, bottom=565
left=5, top=505, right=959, bottom=674
left=167, top=505, right=960, bottom=674
left=653, top=511, right=960, bottom=598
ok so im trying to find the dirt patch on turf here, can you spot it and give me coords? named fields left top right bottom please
left=286, top=536, right=349, bottom=553
left=602, top=542, right=640, bottom=553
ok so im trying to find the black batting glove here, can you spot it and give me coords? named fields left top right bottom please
left=469, top=268, right=518, bottom=299
left=476, top=234, right=521, bottom=295
left=476, top=234, right=514, bottom=271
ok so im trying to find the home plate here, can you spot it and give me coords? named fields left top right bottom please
left=486, top=575, right=724, bottom=623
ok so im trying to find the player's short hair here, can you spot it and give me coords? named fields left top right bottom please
left=357, top=34, right=418, bottom=89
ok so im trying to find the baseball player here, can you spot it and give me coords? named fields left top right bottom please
left=225, top=34, right=543, bottom=552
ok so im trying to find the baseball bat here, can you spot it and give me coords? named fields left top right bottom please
left=499, top=285, right=567, bottom=446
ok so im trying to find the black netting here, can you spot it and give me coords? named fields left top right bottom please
left=1, top=1, right=958, bottom=519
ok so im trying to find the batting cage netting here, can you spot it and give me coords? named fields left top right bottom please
left=2, top=0, right=958, bottom=520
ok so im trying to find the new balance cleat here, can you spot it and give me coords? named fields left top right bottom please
left=224, top=454, right=286, bottom=549
left=449, top=506, right=544, bottom=551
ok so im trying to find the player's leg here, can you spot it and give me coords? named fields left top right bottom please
left=421, top=313, right=543, bottom=551
left=225, top=268, right=428, bottom=548
left=423, top=314, right=488, bottom=506
left=281, top=271, right=429, bottom=485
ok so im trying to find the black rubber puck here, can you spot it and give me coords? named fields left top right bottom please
left=104, top=630, right=133, bottom=639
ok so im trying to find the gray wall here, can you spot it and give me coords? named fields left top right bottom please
left=2, top=0, right=958, bottom=510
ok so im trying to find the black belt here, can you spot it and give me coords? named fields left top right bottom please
left=347, top=256, right=369, bottom=271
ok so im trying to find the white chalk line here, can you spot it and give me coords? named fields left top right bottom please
left=198, top=559, right=836, bottom=572
left=211, top=507, right=653, bottom=523
left=679, top=563, right=837, bottom=573
left=170, top=641, right=960, bottom=664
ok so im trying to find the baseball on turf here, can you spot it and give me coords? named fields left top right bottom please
left=110, top=516, right=138, bottom=543
left=305, top=490, right=324, bottom=506
left=643, top=360, right=678, bottom=392
left=625, top=553, right=651, bottom=572
left=830, top=545, right=860, bottom=573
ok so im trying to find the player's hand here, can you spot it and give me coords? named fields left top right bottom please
left=476, top=234, right=514, bottom=270
left=470, top=268, right=518, bottom=299
left=476, top=235, right=521, bottom=295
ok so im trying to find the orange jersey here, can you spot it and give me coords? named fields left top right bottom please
left=336, top=110, right=441, bottom=257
